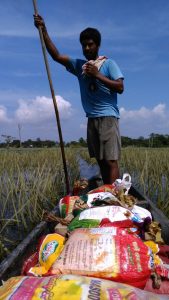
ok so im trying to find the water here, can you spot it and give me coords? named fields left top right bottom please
left=78, top=157, right=100, bottom=179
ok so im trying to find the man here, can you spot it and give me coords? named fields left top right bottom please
left=34, top=15, right=124, bottom=184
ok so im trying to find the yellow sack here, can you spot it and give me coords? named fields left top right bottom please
left=0, top=274, right=168, bottom=299
left=29, top=233, right=65, bottom=276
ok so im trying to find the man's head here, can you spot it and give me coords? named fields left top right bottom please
left=80, top=28, right=101, bottom=60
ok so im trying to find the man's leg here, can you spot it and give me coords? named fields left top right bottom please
left=97, top=159, right=120, bottom=184
left=87, top=117, right=121, bottom=184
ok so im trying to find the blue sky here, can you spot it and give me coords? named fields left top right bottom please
left=0, top=0, right=169, bottom=142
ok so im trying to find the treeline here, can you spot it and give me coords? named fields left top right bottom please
left=0, top=137, right=87, bottom=148
left=0, top=134, right=169, bottom=148
left=122, top=133, right=169, bottom=147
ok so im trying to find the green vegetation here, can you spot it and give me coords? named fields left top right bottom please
left=121, top=133, right=169, bottom=147
left=0, top=148, right=80, bottom=261
left=120, top=147, right=169, bottom=215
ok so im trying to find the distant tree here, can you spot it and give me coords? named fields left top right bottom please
left=1, top=135, right=15, bottom=148
left=23, top=139, right=33, bottom=148
left=43, top=140, right=56, bottom=147
left=157, top=134, right=169, bottom=146
left=12, top=139, right=20, bottom=148
left=30, top=138, right=43, bottom=147
left=69, top=140, right=78, bottom=147
left=1, top=134, right=168, bottom=149
left=78, top=137, right=87, bottom=147
left=121, top=136, right=133, bottom=147
left=148, top=133, right=169, bottom=147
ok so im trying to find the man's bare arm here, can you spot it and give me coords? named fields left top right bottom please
left=96, top=74, right=124, bottom=94
left=83, top=62, right=124, bottom=94
left=34, top=15, right=69, bottom=67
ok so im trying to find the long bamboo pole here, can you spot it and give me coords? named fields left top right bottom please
left=32, top=0, right=70, bottom=194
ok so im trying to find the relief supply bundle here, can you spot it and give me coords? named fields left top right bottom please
left=88, top=173, right=132, bottom=195
left=49, top=227, right=153, bottom=288
left=1, top=274, right=168, bottom=299
left=24, top=233, right=65, bottom=276
left=68, top=205, right=152, bottom=232
left=59, top=192, right=117, bottom=218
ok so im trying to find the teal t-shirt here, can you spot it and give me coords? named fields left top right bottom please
left=66, top=58, right=123, bottom=118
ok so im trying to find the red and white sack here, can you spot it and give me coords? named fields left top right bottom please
left=49, top=227, right=152, bottom=288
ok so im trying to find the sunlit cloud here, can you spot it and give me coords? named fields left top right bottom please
left=120, top=103, right=169, bottom=137
left=0, top=105, right=11, bottom=123
left=15, top=95, right=73, bottom=124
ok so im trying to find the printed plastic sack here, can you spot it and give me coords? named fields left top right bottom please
left=156, top=264, right=169, bottom=280
left=28, top=233, right=65, bottom=276
left=144, top=276, right=169, bottom=295
left=59, top=195, right=79, bottom=218
left=99, top=218, right=140, bottom=234
left=22, top=251, right=39, bottom=275
left=68, top=217, right=140, bottom=235
left=0, top=274, right=168, bottom=299
left=49, top=227, right=152, bottom=288
left=68, top=205, right=151, bottom=232
left=132, top=204, right=152, bottom=220
left=59, top=192, right=116, bottom=218
left=87, top=183, right=118, bottom=195
left=144, top=241, right=162, bottom=266
left=158, top=245, right=169, bottom=264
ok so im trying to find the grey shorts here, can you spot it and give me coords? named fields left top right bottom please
left=87, top=116, right=121, bottom=160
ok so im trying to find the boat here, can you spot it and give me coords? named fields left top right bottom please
left=0, top=176, right=169, bottom=285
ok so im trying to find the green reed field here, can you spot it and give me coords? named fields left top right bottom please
left=0, top=148, right=80, bottom=261
left=0, top=147, right=169, bottom=261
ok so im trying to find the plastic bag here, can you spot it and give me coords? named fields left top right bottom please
left=0, top=274, right=168, bottom=299
left=144, top=276, right=169, bottom=295
left=59, top=192, right=117, bottom=218
left=114, top=173, right=132, bottom=195
left=68, top=205, right=151, bottom=232
left=59, top=195, right=80, bottom=218
left=87, top=184, right=118, bottom=195
left=28, top=233, right=65, bottom=276
left=49, top=227, right=152, bottom=288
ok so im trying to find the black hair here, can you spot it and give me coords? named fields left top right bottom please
left=79, top=27, right=101, bottom=46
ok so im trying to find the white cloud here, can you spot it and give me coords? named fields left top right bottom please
left=120, top=103, right=169, bottom=137
left=0, top=105, right=11, bottom=123
left=152, top=104, right=165, bottom=116
left=1, top=99, right=169, bottom=140
left=15, top=95, right=73, bottom=124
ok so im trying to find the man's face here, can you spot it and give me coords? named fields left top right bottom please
left=81, top=39, right=99, bottom=60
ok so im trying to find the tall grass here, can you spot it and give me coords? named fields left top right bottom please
left=0, top=148, right=80, bottom=260
left=120, top=147, right=169, bottom=215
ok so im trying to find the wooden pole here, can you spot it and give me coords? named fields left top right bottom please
left=32, top=0, right=70, bottom=194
